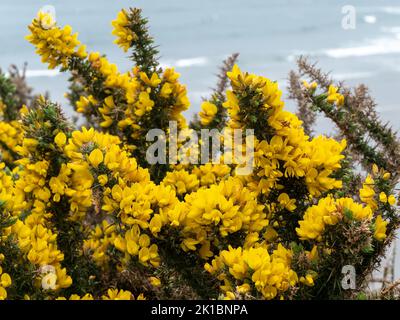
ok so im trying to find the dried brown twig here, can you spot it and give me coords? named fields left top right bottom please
left=380, top=278, right=400, bottom=297
left=288, top=56, right=400, bottom=176
left=7, top=63, right=34, bottom=107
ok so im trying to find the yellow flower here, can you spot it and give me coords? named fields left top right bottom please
left=374, top=215, right=388, bottom=241
left=379, top=193, right=396, bottom=206
left=226, top=64, right=245, bottom=88
left=359, top=187, right=375, bottom=200
left=26, top=11, right=83, bottom=69
left=20, top=12, right=400, bottom=302
left=112, top=10, right=136, bottom=52
left=113, top=236, right=127, bottom=252
left=139, top=247, right=150, bottom=264
left=76, top=95, right=97, bottom=113
left=160, top=83, right=173, bottom=98
left=199, top=241, right=213, bottom=259
left=388, top=195, right=396, bottom=206
left=199, top=101, right=218, bottom=126
left=149, top=277, right=161, bottom=287
left=88, top=149, right=104, bottom=168
left=135, top=91, right=155, bottom=116
left=236, top=283, right=251, bottom=294
left=224, top=292, right=236, bottom=300
left=77, top=45, right=88, bottom=58
left=300, top=274, right=314, bottom=286
left=182, top=238, right=199, bottom=251
left=379, top=192, right=387, bottom=203
left=69, top=293, right=94, bottom=300
left=307, top=245, right=319, bottom=262
left=264, top=226, right=278, bottom=242
left=277, top=193, right=296, bottom=211
left=162, top=169, right=199, bottom=195
left=0, top=273, right=11, bottom=288
left=102, top=288, right=133, bottom=300
left=149, top=215, right=163, bottom=235
left=126, top=239, right=139, bottom=256
left=297, top=196, right=372, bottom=241
left=383, top=172, right=391, bottom=180
left=140, top=72, right=161, bottom=87
left=98, top=174, right=108, bottom=186
left=327, top=85, right=344, bottom=107
left=54, top=132, right=67, bottom=148
left=0, top=287, right=7, bottom=300
left=208, top=245, right=298, bottom=300
left=302, top=80, right=317, bottom=90
left=359, top=175, right=377, bottom=210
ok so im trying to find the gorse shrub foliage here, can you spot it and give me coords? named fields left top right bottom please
left=0, top=7, right=398, bottom=300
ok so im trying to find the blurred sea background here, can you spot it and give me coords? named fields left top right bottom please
left=1, top=0, right=400, bottom=280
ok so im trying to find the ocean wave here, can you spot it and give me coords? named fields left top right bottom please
left=381, top=6, right=400, bottom=15
left=19, top=57, right=208, bottom=79
left=24, top=69, right=60, bottom=78
left=381, top=26, right=400, bottom=35
left=364, top=15, right=377, bottom=24
left=159, top=56, right=209, bottom=69
left=331, top=72, right=374, bottom=81
left=174, top=57, right=208, bottom=68
left=324, top=38, right=400, bottom=58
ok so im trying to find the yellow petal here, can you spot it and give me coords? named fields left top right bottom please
left=88, top=149, right=104, bottom=168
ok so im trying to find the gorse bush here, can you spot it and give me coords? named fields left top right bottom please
left=0, top=7, right=398, bottom=300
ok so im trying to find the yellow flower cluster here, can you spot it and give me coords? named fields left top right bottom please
left=301, top=82, right=345, bottom=107
left=205, top=244, right=298, bottom=299
left=57, top=289, right=144, bottom=300
left=0, top=264, right=12, bottom=300
left=90, top=171, right=269, bottom=267
left=0, top=100, right=156, bottom=295
left=0, top=120, right=23, bottom=164
left=75, top=95, right=98, bottom=115
left=0, top=163, right=17, bottom=210
left=296, top=196, right=373, bottom=241
left=99, top=182, right=179, bottom=267
left=359, top=174, right=377, bottom=210
left=326, top=85, right=344, bottom=107
left=0, top=144, right=72, bottom=293
left=26, top=11, right=190, bottom=154
left=224, top=65, right=346, bottom=198
left=374, top=215, right=388, bottom=241
left=162, top=169, right=199, bottom=196
left=111, top=10, right=137, bottom=52
left=359, top=167, right=396, bottom=211
left=191, top=163, right=231, bottom=188
left=83, top=220, right=117, bottom=266
left=181, top=177, right=267, bottom=252
left=102, top=289, right=144, bottom=300
left=85, top=53, right=190, bottom=141
left=26, top=12, right=87, bottom=69
left=9, top=161, right=73, bottom=290
left=302, top=80, right=317, bottom=91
